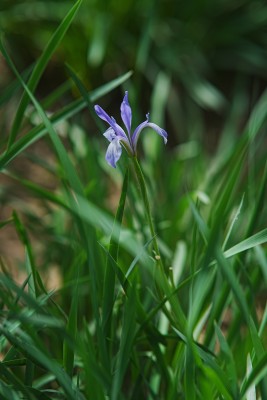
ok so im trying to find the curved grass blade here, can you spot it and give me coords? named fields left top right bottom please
left=65, top=63, right=105, bottom=132
left=3, top=0, right=82, bottom=149
left=0, top=64, right=33, bottom=108
left=74, top=193, right=151, bottom=259
left=240, top=354, right=267, bottom=399
left=212, top=145, right=246, bottom=226
left=215, top=324, right=238, bottom=397
left=224, top=228, right=267, bottom=259
left=246, top=88, right=267, bottom=141
left=246, top=160, right=267, bottom=237
left=201, top=365, right=233, bottom=400
left=111, top=286, right=137, bottom=400
left=0, top=218, right=13, bottom=229
left=248, top=318, right=267, bottom=398
left=99, top=243, right=128, bottom=292
left=12, top=210, right=50, bottom=296
left=125, top=235, right=155, bottom=280
left=189, top=197, right=209, bottom=244
left=246, top=354, right=256, bottom=400
left=222, top=193, right=245, bottom=251
left=215, top=248, right=250, bottom=322
left=63, top=264, right=80, bottom=377
left=184, top=345, right=196, bottom=400
left=4, top=171, right=70, bottom=210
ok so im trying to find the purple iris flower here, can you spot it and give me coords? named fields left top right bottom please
left=94, top=91, right=168, bottom=168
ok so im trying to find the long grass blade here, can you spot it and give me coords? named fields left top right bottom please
left=4, top=0, right=82, bottom=148
left=111, top=286, right=137, bottom=400
left=224, top=228, right=267, bottom=259
left=215, top=248, right=250, bottom=321
left=102, top=168, right=129, bottom=332
left=240, top=354, right=267, bottom=398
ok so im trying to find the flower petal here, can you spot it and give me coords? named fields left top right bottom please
left=94, top=105, right=114, bottom=126
left=103, top=127, right=116, bottom=142
left=132, top=118, right=168, bottom=151
left=105, top=138, right=122, bottom=168
left=94, top=104, right=129, bottom=142
left=112, top=120, right=129, bottom=141
left=146, top=123, right=168, bottom=144
left=120, top=91, right=132, bottom=134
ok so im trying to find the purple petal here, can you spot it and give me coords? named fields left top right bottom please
left=112, top=120, right=129, bottom=141
left=131, top=120, right=148, bottom=148
left=132, top=119, right=168, bottom=151
left=120, top=91, right=132, bottom=134
left=94, top=105, right=114, bottom=126
left=103, top=127, right=116, bottom=142
left=105, top=139, right=122, bottom=168
left=146, top=123, right=168, bottom=144
left=95, top=104, right=129, bottom=141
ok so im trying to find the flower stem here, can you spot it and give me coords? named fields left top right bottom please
left=132, top=156, right=187, bottom=329
left=132, top=156, right=162, bottom=266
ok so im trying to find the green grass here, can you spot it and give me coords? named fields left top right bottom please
left=0, top=1, right=267, bottom=399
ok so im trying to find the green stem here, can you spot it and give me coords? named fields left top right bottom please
left=132, top=156, right=187, bottom=330
left=132, top=156, right=162, bottom=263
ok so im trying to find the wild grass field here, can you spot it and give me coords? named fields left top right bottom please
left=0, top=0, right=267, bottom=399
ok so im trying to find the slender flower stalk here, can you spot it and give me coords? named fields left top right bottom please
left=132, top=155, right=187, bottom=329
left=132, top=156, right=162, bottom=264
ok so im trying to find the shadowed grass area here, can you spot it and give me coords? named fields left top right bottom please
left=0, top=1, right=267, bottom=399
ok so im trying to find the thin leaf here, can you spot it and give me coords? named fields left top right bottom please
left=189, top=197, right=209, bottom=244
left=215, top=248, right=250, bottom=322
left=224, top=228, right=267, bottom=259
left=248, top=318, right=267, bottom=398
left=63, top=264, right=80, bottom=376
left=222, top=193, right=245, bottom=251
left=12, top=211, right=48, bottom=299
left=201, top=365, right=233, bottom=400
left=4, top=0, right=82, bottom=148
left=111, top=286, right=137, bottom=400
left=215, top=324, right=238, bottom=396
left=241, top=354, right=267, bottom=398
left=102, top=168, right=129, bottom=333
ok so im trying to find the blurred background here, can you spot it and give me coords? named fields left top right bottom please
left=1, top=2, right=267, bottom=397
left=1, top=0, right=267, bottom=279
left=2, top=0, right=267, bottom=142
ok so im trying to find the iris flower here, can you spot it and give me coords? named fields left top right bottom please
left=94, top=91, right=167, bottom=168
